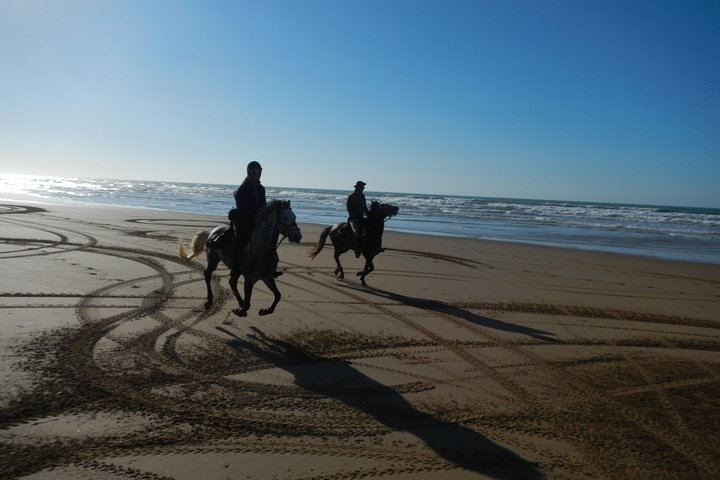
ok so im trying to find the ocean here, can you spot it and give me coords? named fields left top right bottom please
left=2, top=174, right=719, bottom=265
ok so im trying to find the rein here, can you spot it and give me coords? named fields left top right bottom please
left=260, top=203, right=295, bottom=250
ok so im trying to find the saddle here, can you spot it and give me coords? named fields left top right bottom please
left=207, top=226, right=233, bottom=249
left=206, top=207, right=238, bottom=249
left=340, top=222, right=365, bottom=241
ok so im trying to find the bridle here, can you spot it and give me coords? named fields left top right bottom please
left=368, top=203, right=397, bottom=224
left=265, top=203, right=299, bottom=249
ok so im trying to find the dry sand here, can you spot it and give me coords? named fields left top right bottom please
left=1, top=200, right=719, bottom=479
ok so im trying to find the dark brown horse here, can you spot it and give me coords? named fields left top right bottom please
left=307, top=201, right=398, bottom=286
left=179, top=200, right=302, bottom=316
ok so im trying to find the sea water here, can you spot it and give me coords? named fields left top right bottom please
left=1, top=174, right=719, bottom=265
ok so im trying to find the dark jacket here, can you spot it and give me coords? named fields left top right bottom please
left=346, top=192, right=368, bottom=220
left=233, top=177, right=266, bottom=226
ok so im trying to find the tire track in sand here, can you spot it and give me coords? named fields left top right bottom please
left=281, top=249, right=720, bottom=478
left=3, top=210, right=719, bottom=479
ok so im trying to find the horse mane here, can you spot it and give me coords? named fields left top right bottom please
left=256, top=199, right=290, bottom=222
left=256, top=200, right=277, bottom=224
left=368, top=200, right=384, bottom=217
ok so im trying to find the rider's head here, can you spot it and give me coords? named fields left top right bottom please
left=353, top=181, right=366, bottom=191
left=247, top=161, right=263, bottom=181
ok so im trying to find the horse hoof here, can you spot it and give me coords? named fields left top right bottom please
left=204, top=301, right=213, bottom=310
left=232, top=308, right=247, bottom=317
left=259, top=308, right=274, bottom=316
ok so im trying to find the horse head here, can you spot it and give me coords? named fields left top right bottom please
left=369, top=200, right=399, bottom=220
left=274, top=200, right=302, bottom=243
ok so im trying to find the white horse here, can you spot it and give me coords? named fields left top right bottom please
left=179, top=200, right=302, bottom=316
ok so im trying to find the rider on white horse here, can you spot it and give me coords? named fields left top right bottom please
left=230, top=161, right=266, bottom=253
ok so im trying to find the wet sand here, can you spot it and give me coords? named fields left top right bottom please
left=1, top=201, right=719, bottom=479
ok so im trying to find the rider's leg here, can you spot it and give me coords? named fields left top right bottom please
left=350, top=219, right=361, bottom=258
left=235, top=219, right=283, bottom=277
left=231, top=219, right=249, bottom=261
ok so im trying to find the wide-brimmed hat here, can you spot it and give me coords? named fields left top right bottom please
left=354, top=181, right=366, bottom=188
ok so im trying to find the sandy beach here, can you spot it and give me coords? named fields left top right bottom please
left=1, top=200, right=719, bottom=479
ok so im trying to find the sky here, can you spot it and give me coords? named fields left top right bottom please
left=1, top=0, right=718, bottom=207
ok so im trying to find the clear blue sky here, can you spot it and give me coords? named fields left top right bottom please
left=1, top=0, right=718, bottom=207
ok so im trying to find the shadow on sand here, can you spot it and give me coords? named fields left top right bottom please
left=341, top=282, right=557, bottom=343
left=217, top=325, right=542, bottom=479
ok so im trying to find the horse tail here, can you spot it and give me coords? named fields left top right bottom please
left=307, top=226, right=331, bottom=260
left=178, top=230, right=210, bottom=261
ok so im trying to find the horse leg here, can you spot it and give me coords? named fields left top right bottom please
left=357, top=256, right=375, bottom=286
left=233, top=277, right=255, bottom=317
left=334, top=250, right=344, bottom=279
left=328, top=230, right=355, bottom=280
left=203, top=253, right=221, bottom=309
left=229, top=268, right=243, bottom=310
left=258, top=277, right=281, bottom=316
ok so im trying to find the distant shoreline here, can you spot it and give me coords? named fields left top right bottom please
left=1, top=198, right=717, bottom=268
left=2, top=174, right=719, bottom=265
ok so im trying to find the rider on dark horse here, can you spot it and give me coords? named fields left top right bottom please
left=346, top=181, right=368, bottom=258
